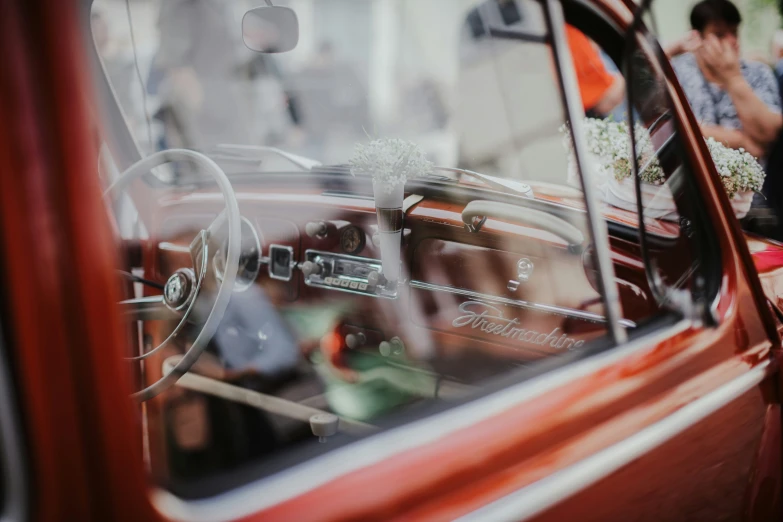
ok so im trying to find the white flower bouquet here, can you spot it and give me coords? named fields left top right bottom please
left=349, top=138, right=433, bottom=284
left=704, top=136, right=765, bottom=217
left=562, top=118, right=765, bottom=220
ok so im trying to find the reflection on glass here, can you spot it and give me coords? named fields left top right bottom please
left=87, top=0, right=708, bottom=497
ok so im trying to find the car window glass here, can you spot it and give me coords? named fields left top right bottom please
left=84, top=0, right=696, bottom=499
left=623, top=31, right=720, bottom=316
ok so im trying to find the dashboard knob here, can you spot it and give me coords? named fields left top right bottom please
left=310, top=413, right=339, bottom=443
left=367, top=270, right=386, bottom=288
left=301, top=260, right=322, bottom=277
left=389, top=336, right=405, bottom=355
left=305, top=221, right=328, bottom=238
left=345, top=332, right=366, bottom=349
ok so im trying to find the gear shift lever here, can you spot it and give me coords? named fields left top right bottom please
left=310, top=413, right=339, bottom=443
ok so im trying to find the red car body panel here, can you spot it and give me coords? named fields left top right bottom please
left=0, top=1, right=154, bottom=520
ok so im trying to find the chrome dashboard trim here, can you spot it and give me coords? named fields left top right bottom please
left=267, top=244, right=295, bottom=281
left=302, top=250, right=400, bottom=299
left=409, top=280, right=637, bottom=328
left=303, top=249, right=381, bottom=269
left=320, top=191, right=374, bottom=201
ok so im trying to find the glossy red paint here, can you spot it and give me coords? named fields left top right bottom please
left=241, top=333, right=775, bottom=521
left=0, top=0, right=155, bottom=520
left=1, top=0, right=782, bottom=522
left=141, top=188, right=778, bottom=520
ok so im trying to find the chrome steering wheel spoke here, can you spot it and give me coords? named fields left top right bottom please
left=126, top=230, right=210, bottom=362
left=119, top=295, right=178, bottom=322
left=106, top=149, right=241, bottom=402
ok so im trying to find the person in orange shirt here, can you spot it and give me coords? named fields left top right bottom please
left=566, top=25, right=626, bottom=116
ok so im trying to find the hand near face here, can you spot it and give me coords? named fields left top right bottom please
left=665, top=30, right=702, bottom=58
left=680, top=30, right=703, bottom=54
left=674, top=30, right=702, bottom=56
left=699, top=35, right=742, bottom=87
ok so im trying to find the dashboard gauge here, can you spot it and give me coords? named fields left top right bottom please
left=214, top=216, right=262, bottom=292
left=340, top=225, right=366, bottom=255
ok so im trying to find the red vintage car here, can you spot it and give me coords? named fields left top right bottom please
left=1, top=0, right=782, bottom=520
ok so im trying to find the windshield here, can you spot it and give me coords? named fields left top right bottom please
left=93, top=0, right=575, bottom=185
left=89, top=0, right=661, bottom=498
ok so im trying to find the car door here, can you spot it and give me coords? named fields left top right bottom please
left=3, top=0, right=780, bottom=521
left=142, top=2, right=780, bottom=520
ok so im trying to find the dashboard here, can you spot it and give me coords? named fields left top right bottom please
left=130, top=175, right=709, bottom=477
left=149, top=181, right=666, bottom=389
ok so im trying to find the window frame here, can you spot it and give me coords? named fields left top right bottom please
left=564, top=0, right=724, bottom=323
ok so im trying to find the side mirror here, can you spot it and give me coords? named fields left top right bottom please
left=242, top=6, right=299, bottom=53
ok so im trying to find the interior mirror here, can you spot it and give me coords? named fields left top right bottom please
left=242, top=6, right=299, bottom=53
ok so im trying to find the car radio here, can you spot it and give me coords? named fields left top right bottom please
left=301, top=250, right=398, bottom=298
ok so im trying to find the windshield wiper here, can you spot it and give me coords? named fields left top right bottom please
left=211, top=144, right=322, bottom=170
left=213, top=152, right=536, bottom=199
left=311, top=164, right=536, bottom=198
left=433, top=167, right=534, bottom=198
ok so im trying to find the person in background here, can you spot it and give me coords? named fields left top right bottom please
left=154, top=0, right=252, bottom=151
left=566, top=25, right=626, bottom=118
left=665, top=30, right=703, bottom=60
left=669, top=0, right=782, bottom=161
left=464, top=5, right=624, bottom=119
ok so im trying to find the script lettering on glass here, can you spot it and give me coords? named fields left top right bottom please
left=451, top=301, right=585, bottom=351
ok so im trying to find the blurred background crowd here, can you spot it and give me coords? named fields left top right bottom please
left=93, top=0, right=463, bottom=167
left=92, top=0, right=783, bottom=234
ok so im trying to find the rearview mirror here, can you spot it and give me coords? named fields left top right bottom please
left=242, top=6, right=299, bottom=53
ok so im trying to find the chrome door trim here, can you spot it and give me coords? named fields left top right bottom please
left=457, top=359, right=771, bottom=522
left=410, top=280, right=637, bottom=328
left=542, top=0, right=627, bottom=345
left=152, top=320, right=690, bottom=522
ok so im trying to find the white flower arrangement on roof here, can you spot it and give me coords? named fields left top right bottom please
left=562, top=117, right=765, bottom=199
left=348, top=138, right=434, bottom=194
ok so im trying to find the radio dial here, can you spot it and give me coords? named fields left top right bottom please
left=301, top=260, right=323, bottom=277
left=368, top=270, right=386, bottom=287
left=379, top=337, right=404, bottom=356
left=345, top=332, right=366, bottom=349
left=305, top=221, right=328, bottom=238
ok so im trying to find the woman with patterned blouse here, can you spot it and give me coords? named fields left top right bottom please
left=670, top=0, right=782, bottom=163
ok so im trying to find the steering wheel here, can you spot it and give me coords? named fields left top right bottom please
left=106, top=149, right=241, bottom=402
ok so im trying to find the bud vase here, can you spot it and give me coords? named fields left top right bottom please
left=372, top=180, right=404, bottom=284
